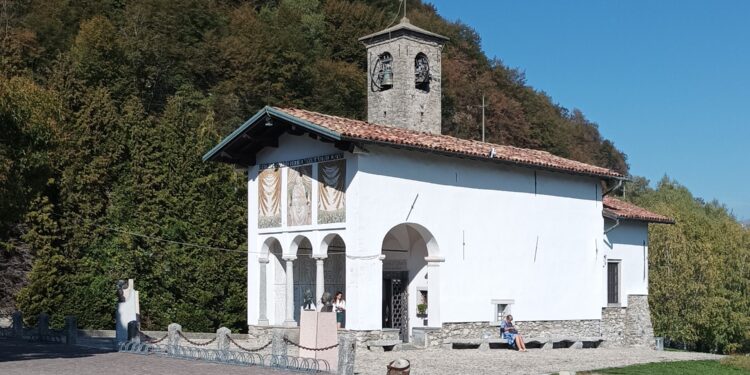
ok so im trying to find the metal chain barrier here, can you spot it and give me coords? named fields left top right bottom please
left=227, top=335, right=272, bottom=352
left=140, top=331, right=168, bottom=344
left=283, top=335, right=339, bottom=351
left=177, top=331, right=216, bottom=346
left=117, top=340, right=331, bottom=373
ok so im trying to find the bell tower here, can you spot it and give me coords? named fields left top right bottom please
left=359, top=18, right=448, bottom=135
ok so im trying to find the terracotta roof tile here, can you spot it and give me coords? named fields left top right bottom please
left=603, top=197, right=674, bottom=224
left=276, top=107, right=624, bottom=179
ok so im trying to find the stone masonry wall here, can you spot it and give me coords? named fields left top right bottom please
left=624, top=295, right=655, bottom=348
left=366, top=35, right=443, bottom=135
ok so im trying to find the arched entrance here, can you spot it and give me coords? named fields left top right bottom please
left=320, top=234, right=346, bottom=303
left=263, top=237, right=285, bottom=325
left=381, top=223, right=440, bottom=341
left=291, top=235, right=315, bottom=324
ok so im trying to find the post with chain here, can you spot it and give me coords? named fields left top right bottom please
left=271, top=328, right=287, bottom=357
left=168, top=323, right=182, bottom=347
left=64, top=316, right=77, bottom=345
left=127, top=321, right=140, bottom=343
left=337, top=333, right=356, bottom=375
left=216, top=327, right=231, bottom=351
left=12, top=311, right=22, bottom=338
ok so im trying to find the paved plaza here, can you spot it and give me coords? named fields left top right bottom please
left=357, top=346, right=723, bottom=375
left=0, top=339, right=293, bottom=375
left=0, top=338, right=724, bottom=375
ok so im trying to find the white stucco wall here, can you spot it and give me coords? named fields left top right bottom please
left=245, top=135, right=647, bottom=332
left=351, top=145, right=607, bottom=330
left=602, top=220, right=649, bottom=307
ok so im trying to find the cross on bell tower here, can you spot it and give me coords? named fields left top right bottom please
left=359, top=17, right=449, bottom=135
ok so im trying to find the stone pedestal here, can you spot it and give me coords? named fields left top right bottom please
left=272, top=329, right=287, bottom=356
left=116, top=279, right=140, bottom=344
left=216, top=327, right=231, bottom=351
left=337, top=333, right=356, bottom=375
left=168, top=323, right=182, bottom=346
left=299, top=310, right=338, bottom=372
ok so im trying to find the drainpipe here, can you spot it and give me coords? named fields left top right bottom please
left=604, top=217, right=620, bottom=234
left=603, top=178, right=625, bottom=197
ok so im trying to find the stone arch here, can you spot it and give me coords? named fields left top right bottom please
left=318, top=233, right=347, bottom=314
left=380, top=223, right=442, bottom=341
left=261, top=236, right=282, bottom=258
left=372, top=52, right=394, bottom=91
left=289, top=235, right=314, bottom=323
left=415, top=52, right=430, bottom=91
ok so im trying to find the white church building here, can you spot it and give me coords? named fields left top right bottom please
left=204, top=18, right=673, bottom=347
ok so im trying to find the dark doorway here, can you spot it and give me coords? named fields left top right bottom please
left=383, top=271, right=409, bottom=342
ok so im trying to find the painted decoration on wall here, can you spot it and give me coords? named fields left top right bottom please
left=318, top=160, right=346, bottom=224
left=287, top=165, right=312, bottom=226
left=258, top=168, right=281, bottom=228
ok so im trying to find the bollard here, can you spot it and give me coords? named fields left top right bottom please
left=64, top=316, right=77, bottom=345
left=271, top=329, right=287, bottom=357
left=337, top=333, right=356, bottom=375
left=127, top=320, right=140, bottom=343
left=168, top=323, right=182, bottom=347
left=216, top=327, right=231, bottom=351
left=12, top=311, right=22, bottom=338
left=38, top=312, right=50, bottom=337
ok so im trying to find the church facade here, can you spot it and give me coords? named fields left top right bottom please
left=204, top=18, right=672, bottom=347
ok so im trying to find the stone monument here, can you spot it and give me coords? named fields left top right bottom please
left=115, top=279, right=140, bottom=344
left=299, top=309, right=338, bottom=371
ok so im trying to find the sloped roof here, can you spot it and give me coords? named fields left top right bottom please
left=603, top=197, right=674, bottom=224
left=358, top=17, right=449, bottom=44
left=203, top=106, right=624, bottom=179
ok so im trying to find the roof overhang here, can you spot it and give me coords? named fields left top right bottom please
left=202, top=106, right=348, bottom=166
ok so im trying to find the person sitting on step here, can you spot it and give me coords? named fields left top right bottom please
left=500, top=314, right=527, bottom=351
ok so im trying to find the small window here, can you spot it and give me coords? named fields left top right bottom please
left=414, top=53, right=430, bottom=91
left=371, top=52, right=393, bottom=92
left=607, top=261, right=620, bottom=305
left=491, top=299, right=514, bottom=324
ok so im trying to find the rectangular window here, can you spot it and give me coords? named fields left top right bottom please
left=491, top=299, right=514, bottom=324
left=607, top=262, right=620, bottom=305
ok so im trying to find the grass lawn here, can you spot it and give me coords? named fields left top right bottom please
left=576, top=358, right=750, bottom=375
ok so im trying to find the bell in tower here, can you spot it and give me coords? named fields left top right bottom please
left=359, top=17, right=449, bottom=135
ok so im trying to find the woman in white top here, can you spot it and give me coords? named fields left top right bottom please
left=333, top=291, right=346, bottom=328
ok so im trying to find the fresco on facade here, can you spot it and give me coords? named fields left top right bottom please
left=318, top=160, right=346, bottom=224
left=287, top=165, right=312, bottom=226
left=258, top=168, right=281, bottom=228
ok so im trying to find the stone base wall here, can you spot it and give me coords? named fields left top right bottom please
left=601, top=306, right=627, bottom=347
left=624, top=295, right=655, bottom=348
left=414, top=294, right=655, bottom=348
left=517, top=319, right=602, bottom=339
left=349, top=328, right=400, bottom=349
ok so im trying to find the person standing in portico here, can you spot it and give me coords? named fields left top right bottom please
left=333, top=291, right=346, bottom=328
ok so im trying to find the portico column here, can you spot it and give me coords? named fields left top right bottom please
left=425, top=256, right=445, bottom=328
left=283, top=255, right=297, bottom=326
left=257, top=257, right=270, bottom=326
left=314, top=256, right=327, bottom=308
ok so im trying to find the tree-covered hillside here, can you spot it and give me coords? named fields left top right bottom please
left=0, top=0, right=746, bottom=352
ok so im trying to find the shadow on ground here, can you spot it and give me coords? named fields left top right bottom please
left=0, top=338, right=110, bottom=362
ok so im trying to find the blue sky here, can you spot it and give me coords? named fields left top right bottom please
left=427, top=0, right=749, bottom=220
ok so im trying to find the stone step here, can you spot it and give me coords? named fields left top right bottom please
left=76, top=337, right=117, bottom=351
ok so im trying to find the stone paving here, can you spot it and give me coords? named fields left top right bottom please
left=356, top=347, right=724, bottom=375
left=0, top=339, right=294, bottom=375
